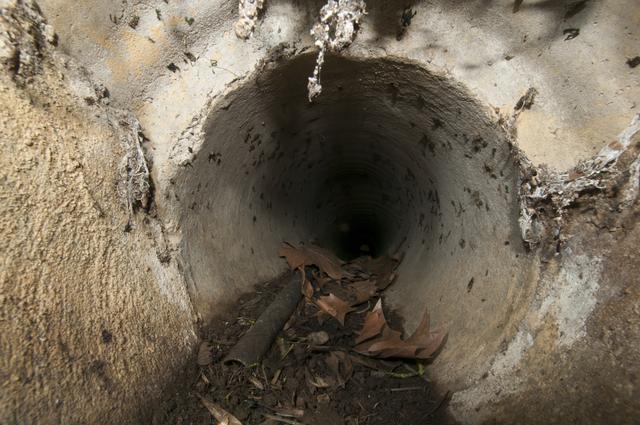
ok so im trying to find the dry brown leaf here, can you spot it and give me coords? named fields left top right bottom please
left=355, top=299, right=386, bottom=344
left=415, top=326, right=447, bottom=359
left=278, top=243, right=307, bottom=270
left=355, top=325, right=414, bottom=358
left=355, top=304, right=447, bottom=359
left=347, top=279, right=378, bottom=306
left=315, top=275, right=333, bottom=289
left=405, top=307, right=431, bottom=346
left=315, top=293, right=352, bottom=326
left=197, top=341, right=213, bottom=366
left=366, top=326, right=419, bottom=359
left=198, top=396, right=243, bottom=425
left=363, top=255, right=399, bottom=290
left=405, top=307, right=447, bottom=359
left=279, top=243, right=346, bottom=280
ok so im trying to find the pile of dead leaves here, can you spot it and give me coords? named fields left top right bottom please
left=279, top=242, right=447, bottom=360
left=191, top=243, right=448, bottom=425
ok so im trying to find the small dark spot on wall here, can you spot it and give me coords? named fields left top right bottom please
left=471, top=137, right=488, bottom=153
left=88, top=359, right=106, bottom=375
left=184, top=51, right=197, bottom=63
left=459, top=239, right=466, bottom=249
left=128, top=15, right=140, bottom=29
left=101, top=329, right=113, bottom=344
left=627, top=56, right=640, bottom=68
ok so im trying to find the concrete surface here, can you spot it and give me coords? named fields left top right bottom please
left=1, top=0, right=639, bottom=423
left=1, top=3, right=197, bottom=423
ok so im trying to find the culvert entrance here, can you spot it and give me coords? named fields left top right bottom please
left=172, top=54, right=535, bottom=421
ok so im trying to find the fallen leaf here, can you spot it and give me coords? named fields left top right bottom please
left=315, top=293, right=352, bottom=326
left=346, top=279, right=378, bottom=305
left=354, top=301, right=447, bottom=359
left=279, top=243, right=307, bottom=270
left=361, top=255, right=399, bottom=290
left=405, top=307, right=431, bottom=346
left=279, top=243, right=346, bottom=280
left=406, top=307, right=448, bottom=359
left=355, top=325, right=417, bottom=358
left=315, top=274, right=333, bottom=289
left=198, top=396, right=243, bottom=425
left=355, top=299, right=386, bottom=344
left=415, top=326, right=447, bottom=359
left=307, top=331, right=330, bottom=345
left=197, top=341, right=213, bottom=366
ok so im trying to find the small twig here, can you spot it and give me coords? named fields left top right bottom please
left=263, top=413, right=304, bottom=425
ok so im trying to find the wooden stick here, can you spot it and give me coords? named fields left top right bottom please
left=223, top=272, right=301, bottom=366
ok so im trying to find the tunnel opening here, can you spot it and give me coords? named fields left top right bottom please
left=173, top=53, right=534, bottom=390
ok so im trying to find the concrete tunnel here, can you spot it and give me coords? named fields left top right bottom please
left=1, top=0, right=639, bottom=424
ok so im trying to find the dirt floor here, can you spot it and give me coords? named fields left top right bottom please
left=165, top=250, right=455, bottom=425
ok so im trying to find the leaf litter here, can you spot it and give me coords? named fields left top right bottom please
left=171, top=243, right=449, bottom=424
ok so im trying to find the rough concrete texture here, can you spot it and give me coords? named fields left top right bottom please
left=450, top=130, right=640, bottom=423
left=169, top=55, right=535, bottom=392
left=36, top=0, right=640, bottom=171
left=0, top=3, right=197, bottom=423
left=1, top=0, right=639, bottom=423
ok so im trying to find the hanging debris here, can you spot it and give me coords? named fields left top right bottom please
left=308, top=0, right=367, bottom=101
left=116, top=117, right=151, bottom=215
left=518, top=114, right=640, bottom=248
left=232, top=0, right=367, bottom=100
left=234, top=0, right=266, bottom=39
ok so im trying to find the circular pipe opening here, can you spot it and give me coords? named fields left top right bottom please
left=174, top=54, right=534, bottom=386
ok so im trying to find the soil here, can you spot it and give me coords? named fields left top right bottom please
left=165, top=262, right=455, bottom=425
